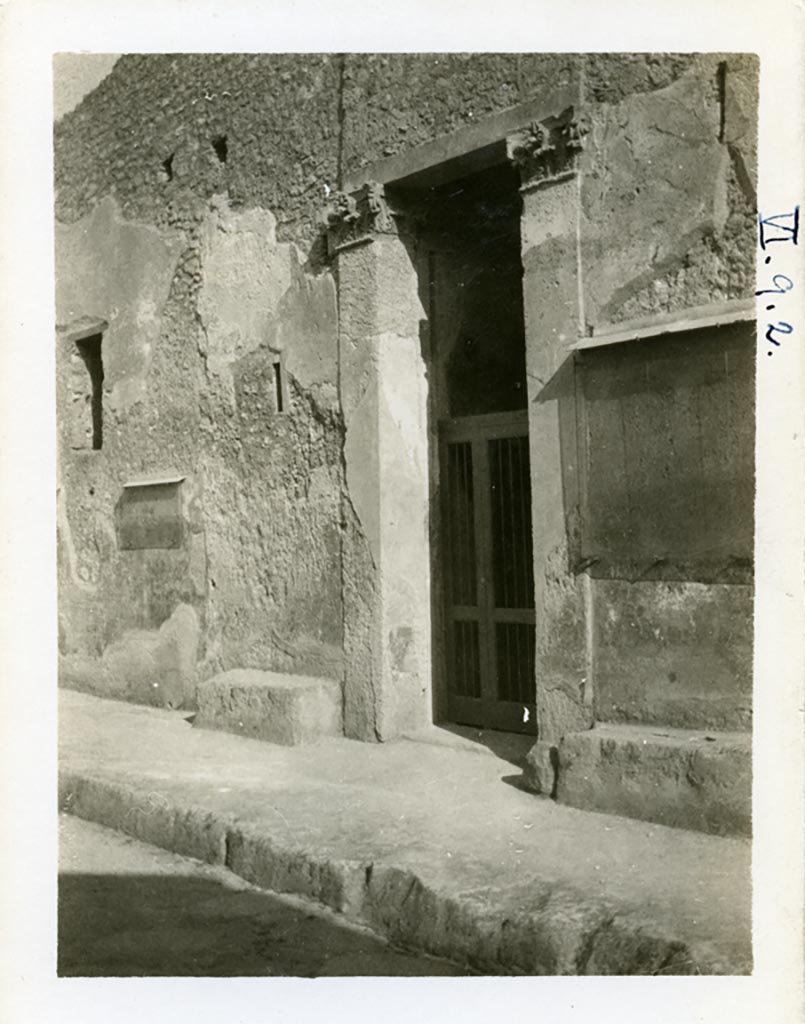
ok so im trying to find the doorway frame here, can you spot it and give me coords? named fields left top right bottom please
left=327, top=85, right=592, bottom=762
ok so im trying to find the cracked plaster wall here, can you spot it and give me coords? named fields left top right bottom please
left=56, top=197, right=204, bottom=706
left=57, top=191, right=343, bottom=707
left=580, top=54, right=757, bottom=328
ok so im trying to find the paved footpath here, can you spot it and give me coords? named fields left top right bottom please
left=59, top=689, right=752, bottom=975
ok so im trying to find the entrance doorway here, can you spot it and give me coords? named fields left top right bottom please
left=410, top=161, right=536, bottom=735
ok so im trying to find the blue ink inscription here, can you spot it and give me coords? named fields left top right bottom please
left=756, top=206, right=799, bottom=356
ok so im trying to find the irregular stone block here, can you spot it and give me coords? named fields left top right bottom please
left=195, top=669, right=342, bottom=745
left=523, top=740, right=558, bottom=795
left=556, top=723, right=751, bottom=836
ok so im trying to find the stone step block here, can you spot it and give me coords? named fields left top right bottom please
left=555, top=723, right=751, bottom=837
left=195, top=669, right=342, bottom=746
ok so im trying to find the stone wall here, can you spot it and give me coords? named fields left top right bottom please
left=512, top=54, right=756, bottom=752
left=56, top=191, right=344, bottom=707
left=577, top=55, right=757, bottom=732
left=54, top=54, right=341, bottom=242
left=55, top=52, right=757, bottom=736
left=580, top=54, right=757, bottom=329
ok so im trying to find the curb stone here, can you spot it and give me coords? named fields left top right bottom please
left=58, top=771, right=749, bottom=976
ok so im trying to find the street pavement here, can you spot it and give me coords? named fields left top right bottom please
left=59, top=814, right=468, bottom=977
left=59, top=690, right=752, bottom=974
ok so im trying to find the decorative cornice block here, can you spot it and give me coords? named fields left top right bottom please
left=507, top=110, right=590, bottom=192
left=321, top=181, right=399, bottom=256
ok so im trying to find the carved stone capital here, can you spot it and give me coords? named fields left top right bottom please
left=320, top=181, right=399, bottom=257
left=507, top=109, right=590, bottom=193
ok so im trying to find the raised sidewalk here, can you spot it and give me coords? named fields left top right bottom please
left=59, top=689, right=752, bottom=975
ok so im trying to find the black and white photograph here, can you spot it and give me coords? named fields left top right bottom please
left=1, top=3, right=803, bottom=1022
left=53, top=47, right=759, bottom=976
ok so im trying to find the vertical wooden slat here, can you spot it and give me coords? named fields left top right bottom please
left=496, top=623, right=503, bottom=701
left=471, top=622, right=477, bottom=698
left=506, top=624, right=512, bottom=702
left=455, top=620, right=463, bottom=696
left=517, top=437, right=525, bottom=608
left=448, top=444, right=454, bottom=602
left=500, top=438, right=508, bottom=608
left=457, top=443, right=465, bottom=604
left=473, top=436, right=495, bottom=703
left=459, top=444, right=465, bottom=602
left=455, top=444, right=463, bottom=604
left=507, top=438, right=516, bottom=608
left=521, top=624, right=527, bottom=703
left=521, top=436, right=529, bottom=606
left=467, top=442, right=476, bottom=603
left=513, top=625, right=518, bottom=702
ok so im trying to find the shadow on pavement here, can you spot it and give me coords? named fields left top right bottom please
left=58, top=872, right=469, bottom=977
left=434, top=724, right=533, bottom=767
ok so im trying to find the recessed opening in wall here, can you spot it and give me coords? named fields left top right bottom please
left=75, top=333, right=104, bottom=449
left=212, top=135, right=228, bottom=164
left=161, top=154, right=174, bottom=181
left=273, top=361, right=284, bottom=413
left=407, top=162, right=527, bottom=417
left=116, top=477, right=186, bottom=550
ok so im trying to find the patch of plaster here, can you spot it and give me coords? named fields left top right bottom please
left=197, top=195, right=293, bottom=382
left=55, top=196, right=185, bottom=417
left=580, top=67, right=746, bottom=328
left=343, top=376, right=381, bottom=566
left=378, top=335, right=428, bottom=469
left=276, top=250, right=339, bottom=394
left=57, top=486, right=95, bottom=593
left=101, top=601, right=200, bottom=708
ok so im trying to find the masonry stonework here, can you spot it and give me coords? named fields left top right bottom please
left=55, top=53, right=757, bottom=829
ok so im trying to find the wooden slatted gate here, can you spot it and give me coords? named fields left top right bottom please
left=440, top=410, right=536, bottom=734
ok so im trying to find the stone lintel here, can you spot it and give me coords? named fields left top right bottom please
left=342, top=85, right=579, bottom=192
left=58, top=317, right=109, bottom=343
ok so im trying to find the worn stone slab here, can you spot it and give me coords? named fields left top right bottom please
left=195, top=669, right=342, bottom=746
left=556, top=723, right=751, bottom=837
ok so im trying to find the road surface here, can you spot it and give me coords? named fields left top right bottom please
left=59, top=814, right=468, bottom=977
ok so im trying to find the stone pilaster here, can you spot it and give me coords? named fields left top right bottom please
left=508, top=111, right=594, bottom=791
left=323, top=183, right=432, bottom=741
